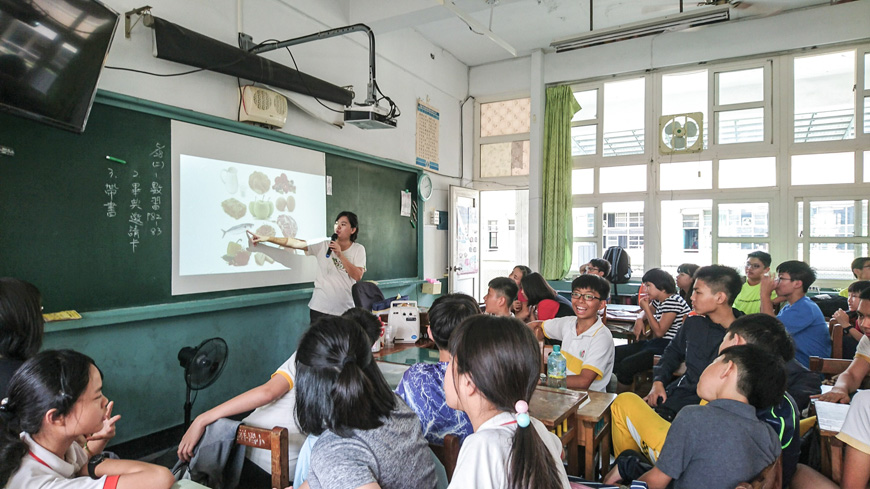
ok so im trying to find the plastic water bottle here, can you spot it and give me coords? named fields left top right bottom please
left=547, top=345, right=567, bottom=389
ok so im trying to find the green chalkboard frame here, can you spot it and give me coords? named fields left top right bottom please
left=2, top=90, right=424, bottom=329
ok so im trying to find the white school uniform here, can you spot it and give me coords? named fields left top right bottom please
left=5, top=433, right=119, bottom=489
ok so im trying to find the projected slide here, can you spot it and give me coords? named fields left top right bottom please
left=178, top=155, right=324, bottom=275
left=171, top=121, right=326, bottom=295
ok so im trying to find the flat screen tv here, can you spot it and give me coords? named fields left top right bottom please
left=0, top=0, right=119, bottom=133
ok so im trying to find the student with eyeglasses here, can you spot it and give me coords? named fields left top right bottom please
left=733, top=251, right=778, bottom=315
left=527, top=274, right=614, bottom=392
left=760, top=260, right=830, bottom=368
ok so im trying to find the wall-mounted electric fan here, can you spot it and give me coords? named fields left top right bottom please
left=660, top=112, right=703, bottom=154
left=178, top=337, right=228, bottom=428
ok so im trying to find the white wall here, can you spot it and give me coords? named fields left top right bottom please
left=467, top=0, right=870, bottom=268
left=98, top=0, right=469, bottom=278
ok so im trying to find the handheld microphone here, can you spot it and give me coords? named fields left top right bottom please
left=325, top=233, right=338, bottom=258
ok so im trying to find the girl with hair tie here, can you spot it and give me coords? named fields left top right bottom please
left=444, top=315, right=570, bottom=489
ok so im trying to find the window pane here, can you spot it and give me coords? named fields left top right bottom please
left=480, top=141, right=530, bottom=177
left=866, top=53, right=870, bottom=90
left=480, top=98, right=531, bottom=137
left=718, top=243, right=769, bottom=269
left=661, top=200, right=712, bottom=271
left=571, top=125, right=597, bottom=156
left=794, top=50, right=855, bottom=142
left=717, top=68, right=764, bottom=105
left=810, top=201, right=856, bottom=237
left=572, top=168, right=593, bottom=195
left=573, top=207, right=595, bottom=237
left=718, top=203, right=769, bottom=237
left=865, top=151, right=870, bottom=182
left=602, top=201, right=644, bottom=274
left=810, top=243, right=859, bottom=280
left=864, top=97, right=869, bottom=134
left=600, top=165, right=646, bottom=193
left=719, top=157, right=776, bottom=189
left=716, top=108, right=764, bottom=144
left=604, top=78, right=645, bottom=156
left=572, top=90, right=598, bottom=122
left=571, top=242, right=598, bottom=273
left=791, top=152, right=854, bottom=185
left=660, top=161, right=712, bottom=190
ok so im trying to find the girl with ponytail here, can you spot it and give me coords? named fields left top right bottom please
left=445, top=315, right=570, bottom=489
left=294, top=315, right=436, bottom=489
left=0, top=349, right=176, bottom=489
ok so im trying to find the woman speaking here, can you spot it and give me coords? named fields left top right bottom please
left=251, top=211, right=366, bottom=323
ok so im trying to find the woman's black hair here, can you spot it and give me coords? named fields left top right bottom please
left=335, top=211, right=359, bottom=242
left=0, top=278, right=45, bottom=361
left=295, top=316, right=395, bottom=437
left=641, top=268, right=677, bottom=295
left=512, top=265, right=533, bottom=280
left=520, top=272, right=558, bottom=307
left=0, top=350, right=97, bottom=487
left=676, top=263, right=699, bottom=308
left=448, top=315, right=563, bottom=489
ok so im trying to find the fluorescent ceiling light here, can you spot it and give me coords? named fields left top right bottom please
left=437, top=0, right=517, bottom=57
left=551, top=5, right=730, bottom=52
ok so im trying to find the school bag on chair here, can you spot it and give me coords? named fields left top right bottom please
left=602, top=246, right=632, bottom=301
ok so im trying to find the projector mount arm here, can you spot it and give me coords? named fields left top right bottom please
left=240, top=24, right=378, bottom=107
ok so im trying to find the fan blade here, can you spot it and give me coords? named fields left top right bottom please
left=664, top=121, right=675, bottom=135
left=685, top=121, right=698, bottom=137
left=675, top=137, right=687, bottom=149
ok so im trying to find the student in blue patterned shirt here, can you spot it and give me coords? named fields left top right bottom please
left=395, top=293, right=479, bottom=445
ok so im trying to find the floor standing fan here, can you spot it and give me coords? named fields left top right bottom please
left=178, top=337, right=228, bottom=428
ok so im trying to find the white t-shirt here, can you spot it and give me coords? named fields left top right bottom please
left=305, top=240, right=366, bottom=315
left=6, top=433, right=117, bottom=489
left=241, top=352, right=306, bottom=474
left=837, top=389, right=870, bottom=455
left=855, top=335, right=870, bottom=365
left=542, top=317, right=615, bottom=392
left=447, top=412, right=570, bottom=489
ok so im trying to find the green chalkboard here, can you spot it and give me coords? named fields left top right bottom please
left=0, top=100, right=419, bottom=312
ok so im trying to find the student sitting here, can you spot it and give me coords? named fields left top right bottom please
left=295, top=316, right=436, bottom=489
left=483, top=277, right=517, bottom=317
left=839, top=256, right=870, bottom=298
left=580, top=258, right=611, bottom=278
left=178, top=308, right=382, bottom=484
left=675, top=264, right=698, bottom=310
left=760, top=260, right=831, bottom=367
left=0, top=349, right=178, bottom=489
left=508, top=265, right=533, bottom=322
left=445, top=315, right=571, bottom=489
left=394, top=293, right=478, bottom=445
left=733, top=251, right=777, bottom=315
left=833, top=280, right=870, bottom=359
left=0, top=277, right=45, bottom=397
left=607, top=345, right=785, bottom=489
left=644, top=265, right=743, bottom=420
left=613, top=269, right=691, bottom=393
left=521, top=272, right=574, bottom=321
left=818, top=286, right=870, bottom=404
left=528, top=274, right=614, bottom=392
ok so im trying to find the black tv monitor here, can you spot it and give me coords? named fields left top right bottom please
left=0, top=0, right=119, bottom=133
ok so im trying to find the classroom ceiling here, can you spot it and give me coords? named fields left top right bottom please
left=344, top=0, right=837, bottom=66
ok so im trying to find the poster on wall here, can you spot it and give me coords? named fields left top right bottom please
left=415, top=99, right=439, bottom=172
left=455, top=200, right=479, bottom=275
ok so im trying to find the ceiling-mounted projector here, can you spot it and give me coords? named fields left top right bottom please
left=344, top=104, right=397, bottom=129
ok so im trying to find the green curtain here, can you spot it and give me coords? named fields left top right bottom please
left=541, top=86, right=581, bottom=280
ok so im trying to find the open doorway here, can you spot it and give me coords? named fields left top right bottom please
left=479, top=189, right=529, bottom=299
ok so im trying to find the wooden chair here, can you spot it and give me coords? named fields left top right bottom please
left=808, top=356, right=851, bottom=379
left=735, top=456, right=782, bottom=489
left=429, top=434, right=461, bottom=482
left=828, top=318, right=844, bottom=359
left=235, top=425, right=289, bottom=489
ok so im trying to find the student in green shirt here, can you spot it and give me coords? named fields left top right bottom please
left=839, top=257, right=870, bottom=298
left=733, top=251, right=777, bottom=315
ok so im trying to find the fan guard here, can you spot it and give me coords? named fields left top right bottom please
left=659, top=112, right=703, bottom=154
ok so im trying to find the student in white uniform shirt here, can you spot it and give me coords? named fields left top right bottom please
left=444, top=315, right=570, bottom=489
left=529, top=274, right=615, bottom=392
left=0, top=349, right=179, bottom=489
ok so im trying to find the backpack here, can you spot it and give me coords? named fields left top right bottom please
left=603, top=246, right=632, bottom=284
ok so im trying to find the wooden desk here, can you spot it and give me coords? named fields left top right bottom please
left=529, top=387, right=587, bottom=477
left=605, top=304, right=642, bottom=343
left=575, top=391, right=617, bottom=481
left=814, top=399, right=849, bottom=483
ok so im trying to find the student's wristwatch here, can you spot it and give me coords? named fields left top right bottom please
left=88, top=453, right=107, bottom=480
left=844, top=325, right=854, bottom=334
